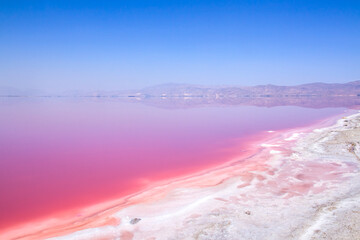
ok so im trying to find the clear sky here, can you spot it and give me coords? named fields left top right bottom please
left=0, top=0, right=360, bottom=92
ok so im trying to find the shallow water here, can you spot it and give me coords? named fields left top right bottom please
left=0, top=98, right=346, bottom=232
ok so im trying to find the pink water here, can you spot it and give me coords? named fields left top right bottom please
left=0, top=99, right=345, bottom=232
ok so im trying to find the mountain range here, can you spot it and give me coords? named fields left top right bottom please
left=1, top=81, right=360, bottom=109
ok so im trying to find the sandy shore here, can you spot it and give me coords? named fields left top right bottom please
left=3, top=111, right=360, bottom=240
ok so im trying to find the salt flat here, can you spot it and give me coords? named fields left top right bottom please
left=40, top=112, right=360, bottom=240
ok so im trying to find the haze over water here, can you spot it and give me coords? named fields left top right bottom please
left=0, top=99, right=345, bottom=232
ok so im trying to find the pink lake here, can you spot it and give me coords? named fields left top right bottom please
left=0, top=99, right=345, bottom=232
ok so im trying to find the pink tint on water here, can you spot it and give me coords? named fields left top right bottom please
left=0, top=100, right=345, bottom=231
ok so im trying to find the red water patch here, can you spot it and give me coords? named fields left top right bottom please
left=0, top=101, right=345, bottom=235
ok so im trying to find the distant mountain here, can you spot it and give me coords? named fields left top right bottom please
left=124, top=81, right=360, bottom=109
left=138, top=81, right=360, bottom=97
left=2, top=81, right=360, bottom=109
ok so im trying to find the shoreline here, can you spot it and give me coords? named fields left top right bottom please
left=2, top=110, right=359, bottom=240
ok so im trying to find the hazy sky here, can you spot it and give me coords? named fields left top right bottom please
left=1, top=0, right=360, bottom=92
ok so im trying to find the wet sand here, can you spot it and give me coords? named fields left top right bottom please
left=2, top=111, right=360, bottom=240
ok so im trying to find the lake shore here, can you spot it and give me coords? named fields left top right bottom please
left=3, top=111, right=360, bottom=240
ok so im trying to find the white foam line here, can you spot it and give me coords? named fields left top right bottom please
left=270, top=150, right=282, bottom=155
left=285, top=133, right=303, bottom=141
left=261, top=144, right=280, bottom=147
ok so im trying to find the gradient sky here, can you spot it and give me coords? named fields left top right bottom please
left=0, top=0, right=360, bottom=92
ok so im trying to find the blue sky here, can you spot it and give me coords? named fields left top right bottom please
left=0, top=0, right=360, bottom=92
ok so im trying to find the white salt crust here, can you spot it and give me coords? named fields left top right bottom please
left=46, top=112, right=360, bottom=240
left=3, top=112, right=360, bottom=240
